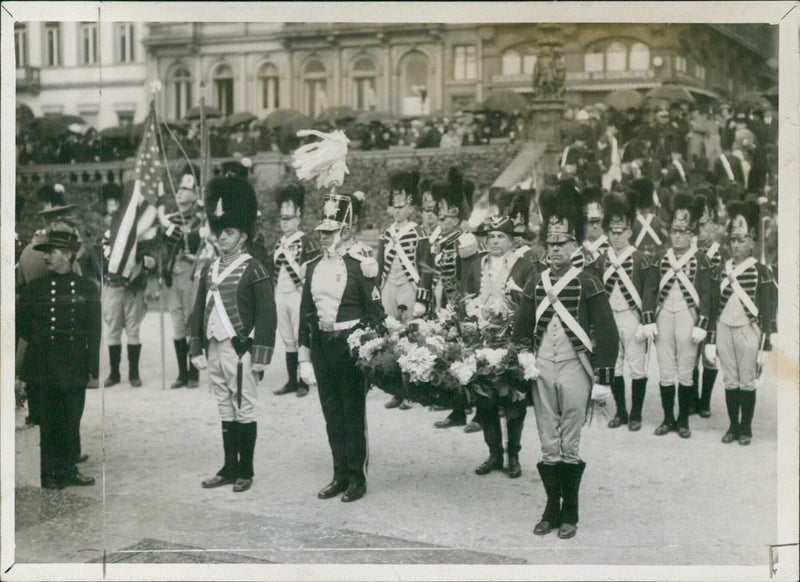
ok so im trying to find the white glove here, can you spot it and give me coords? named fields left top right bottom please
left=639, top=323, right=658, bottom=342
left=691, top=327, right=707, bottom=344
left=190, top=354, right=208, bottom=370
left=143, top=255, right=156, bottom=270
left=703, top=344, right=717, bottom=365
left=299, top=361, right=317, bottom=386
left=412, top=301, right=427, bottom=318
left=199, top=225, right=210, bottom=240
left=157, top=205, right=171, bottom=229
left=591, top=383, right=612, bottom=403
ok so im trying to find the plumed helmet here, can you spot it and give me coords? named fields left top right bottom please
left=387, top=169, right=421, bottom=207
left=540, top=179, right=584, bottom=244
left=315, top=194, right=354, bottom=232
left=602, top=191, right=636, bottom=231
left=205, top=176, right=258, bottom=238
left=630, top=177, right=656, bottom=210
left=276, top=183, right=306, bottom=219
left=726, top=200, right=760, bottom=240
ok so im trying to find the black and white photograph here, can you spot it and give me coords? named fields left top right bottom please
left=2, top=2, right=798, bottom=581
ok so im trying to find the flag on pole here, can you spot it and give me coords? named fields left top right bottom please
left=106, top=103, right=164, bottom=280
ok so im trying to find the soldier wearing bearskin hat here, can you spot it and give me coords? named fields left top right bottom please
left=580, top=186, right=610, bottom=263
left=418, top=178, right=441, bottom=244
left=629, top=177, right=667, bottom=261
left=378, top=169, right=434, bottom=409
left=498, top=188, right=546, bottom=266
left=588, top=192, right=658, bottom=431
left=513, top=186, right=619, bottom=539
left=646, top=192, right=716, bottom=439
left=297, top=192, right=386, bottom=503
left=158, top=163, right=208, bottom=389
left=188, top=176, right=277, bottom=494
left=690, top=186, right=730, bottom=417
left=270, top=183, right=320, bottom=398
left=706, top=201, right=776, bottom=446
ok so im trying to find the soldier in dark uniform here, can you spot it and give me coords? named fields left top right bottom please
left=16, top=230, right=101, bottom=489
left=270, top=183, right=320, bottom=397
left=629, top=177, right=667, bottom=262
left=580, top=186, right=609, bottom=263
left=513, top=183, right=619, bottom=539
left=498, top=188, right=546, bottom=266
left=189, top=176, right=277, bottom=493
left=298, top=193, right=386, bottom=503
left=159, top=164, right=206, bottom=389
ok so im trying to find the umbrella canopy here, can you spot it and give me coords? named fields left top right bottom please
left=184, top=105, right=223, bottom=120
left=605, top=89, right=644, bottom=110
left=263, top=109, right=307, bottom=129
left=460, top=100, right=486, bottom=113
left=736, top=91, right=771, bottom=111
left=224, top=111, right=257, bottom=128
left=645, top=84, right=695, bottom=104
left=276, top=114, right=314, bottom=135
left=27, top=116, right=86, bottom=140
left=480, top=90, right=529, bottom=114
left=99, top=125, right=135, bottom=139
left=355, top=110, right=395, bottom=125
left=316, top=106, right=357, bottom=123
left=131, top=120, right=184, bottom=138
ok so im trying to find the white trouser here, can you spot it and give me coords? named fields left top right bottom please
left=275, top=287, right=301, bottom=352
left=613, top=308, right=647, bottom=379
left=655, top=307, right=698, bottom=386
left=207, top=338, right=258, bottom=422
left=716, top=321, right=760, bottom=392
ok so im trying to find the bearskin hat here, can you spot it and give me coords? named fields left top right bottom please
left=205, top=176, right=258, bottom=238
left=601, top=191, right=636, bottom=231
left=37, top=184, right=67, bottom=207
left=692, top=184, right=720, bottom=222
left=276, top=183, right=305, bottom=218
left=581, top=186, right=604, bottom=220
left=726, top=199, right=760, bottom=239
left=498, top=189, right=534, bottom=236
left=348, top=190, right=366, bottom=225
left=540, top=179, right=584, bottom=244
left=669, top=191, right=702, bottom=229
left=630, top=177, right=658, bottom=210
left=387, top=169, right=421, bottom=206
left=101, top=183, right=123, bottom=205
left=220, top=158, right=252, bottom=179
left=432, top=167, right=472, bottom=220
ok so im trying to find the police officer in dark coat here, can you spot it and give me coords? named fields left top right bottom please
left=297, top=193, right=387, bottom=503
left=16, top=230, right=101, bottom=489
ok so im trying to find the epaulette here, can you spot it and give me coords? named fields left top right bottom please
left=457, top=232, right=479, bottom=259
left=347, top=243, right=378, bottom=278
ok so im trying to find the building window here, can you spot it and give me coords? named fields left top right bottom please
left=606, top=42, right=627, bottom=71
left=522, top=54, right=537, bottom=75
left=258, top=62, right=280, bottom=111
left=304, top=60, right=328, bottom=117
left=80, top=22, right=98, bottom=65
left=14, top=23, right=27, bottom=68
left=168, top=66, right=193, bottom=120
left=694, top=64, right=706, bottom=80
left=453, top=45, right=477, bottom=80
left=502, top=50, right=521, bottom=75
left=116, top=23, right=135, bottom=63
left=213, top=64, right=234, bottom=116
left=401, top=52, right=429, bottom=115
left=117, top=111, right=135, bottom=127
left=629, top=42, right=650, bottom=70
left=675, top=55, right=687, bottom=73
left=352, top=57, right=377, bottom=111
left=584, top=49, right=603, bottom=73
left=45, top=22, right=61, bottom=66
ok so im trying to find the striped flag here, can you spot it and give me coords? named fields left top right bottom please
left=106, top=104, right=164, bottom=280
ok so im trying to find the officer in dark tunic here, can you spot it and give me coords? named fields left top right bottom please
left=298, top=193, right=386, bottom=503
left=16, top=230, right=101, bottom=489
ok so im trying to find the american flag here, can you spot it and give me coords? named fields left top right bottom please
left=106, top=104, right=164, bottom=280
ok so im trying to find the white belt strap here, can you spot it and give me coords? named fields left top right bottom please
left=721, top=258, right=759, bottom=318
left=603, top=246, right=642, bottom=310
left=561, top=145, right=570, bottom=168
left=385, top=235, right=420, bottom=284
left=584, top=234, right=608, bottom=255
left=536, top=267, right=593, bottom=352
left=206, top=254, right=251, bottom=339
left=719, top=154, right=735, bottom=182
left=674, top=160, right=686, bottom=182
left=706, top=241, right=720, bottom=260
left=275, top=234, right=305, bottom=283
left=634, top=213, right=662, bottom=247
left=660, top=247, right=699, bottom=306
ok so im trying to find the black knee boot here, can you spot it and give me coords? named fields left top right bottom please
left=608, top=375, right=628, bottom=428
left=676, top=384, right=693, bottom=438
left=722, top=389, right=741, bottom=443
left=475, top=410, right=503, bottom=475
left=690, top=366, right=700, bottom=415
left=654, top=385, right=676, bottom=435
left=506, top=414, right=525, bottom=478
left=698, top=368, right=718, bottom=418
left=171, top=339, right=188, bottom=389
left=235, top=422, right=257, bottom=491
left=558, top=461, right=586, bottom=539
left=127, top=344, right=142, bottom=387
left=106, top=345, right=122, bottom=386
left=629, top=377, right=647, bottom=430
left=274, top=352, right=298, bottom=395
left=187, top=362, right=199, bottom=388
left=201, top=421, right=237, bottom=488
left=533, top=462, right=561, bottom=535
left=738, top=390, right=756, bottom=446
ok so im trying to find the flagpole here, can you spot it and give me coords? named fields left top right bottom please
left=150, top=84, right=168, bottom=391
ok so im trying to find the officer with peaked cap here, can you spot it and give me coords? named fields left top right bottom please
left=189, top=176, right=277, bottom=493
left=297, top=193, right=386, bottom=503
left=16, top=230, right=101, bottom=489
left=707, top=201, right=776, bottom=446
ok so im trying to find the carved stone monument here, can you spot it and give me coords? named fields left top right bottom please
left=528, top=25, right=567, bottom=176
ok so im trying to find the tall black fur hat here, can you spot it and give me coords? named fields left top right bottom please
left=540, top=179, right=584, bottom=244
left=101, top=183, right=123, bottom=205
left=581, top=186, right=604, bottom=221
left=387, top=169, right=421, bottom=207
left=692, top=184, right=720, bottom=222
left=601, top=191, right=636, bottom=230
left=37, top=184, right=67, bottom=207
left=220, top=158, right=252, bottom=179
left=431, top=167, right=471, bottom=220
left=498, top=189, right=534, bottom=235
left=630, top=177, right=656, bottom=210
left=206, top=176, right=258, bottom=238
left=726, top=200, right=760, bottom=239
left=669, top=191, right=702, bottom=230
left=276, top=183, right=305, bottom=218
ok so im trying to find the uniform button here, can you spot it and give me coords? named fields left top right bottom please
left=50, top=307, right=55, bottom=312
left=50, top=336, right=55, bottom=341
left=51, top=289, right=56, bottom=294
left=51, top=317, right=56, bottom=322
left=70, top=281, right=75, bottom=286
left=50, top=326, right=55, bottom=331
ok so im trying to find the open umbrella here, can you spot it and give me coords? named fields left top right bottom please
left=184, top=105, right=223, bottom=120
left=100, top=125, right=135, bottom=139
left=355, top=110, right=395, bottom=125
left=224, top=111, right=257, bottom=128
left=480, top=90, right=529, bottom=114
left=605, top=89, right=644, bottom=110
left=645, top=84, right=695, bottom=104
left=316, top=106, right=357, bottom=123
left=736, top=91, right=771, bottom=111
left=263, top=109, right=307, bottom=129
left=276, top=114, right=314, bottom=135
left=26, top=116, right=78, bottom=140
left=131, top=120, right=184, bottom=138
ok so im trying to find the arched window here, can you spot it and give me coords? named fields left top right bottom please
left=304, top=60, right=327, bottom=117
left=352, top=57, right=377, bottom=111
left=401, top=52, right=429, bottom=115
left=258, top=62, right=280, bottom=111
left=502, top=50, right=521, bottom=75
left=168, top=66, right=192, bottom=120
left=213, top=64, right=234, bottom=116
left=629, top=42, right=650, bottom=70
left=606, top=41, right=627, bottom=71
left=584, top=48, right=603, bottom=73
left=522, top=54, right=538, bottom=75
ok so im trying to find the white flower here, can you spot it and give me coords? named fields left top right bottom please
left=464, top=297, right=483, bottom=319
left=475, top=347, right=508, bottom=368
left=384, top=316, right=404, bottom=334
left=450, top=355, right=477, bottom=386
left=347, top=328, right=368, bottom=352
left=398, top=345, right=437, bottom=383
left=517, top=350, right=540, bottom=381
left=425, top=334, right=445, bottom=353
left=358, top=337, right=385, bottom=361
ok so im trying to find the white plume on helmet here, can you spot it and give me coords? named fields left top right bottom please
left=291, top=129, right=350, bottom=190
